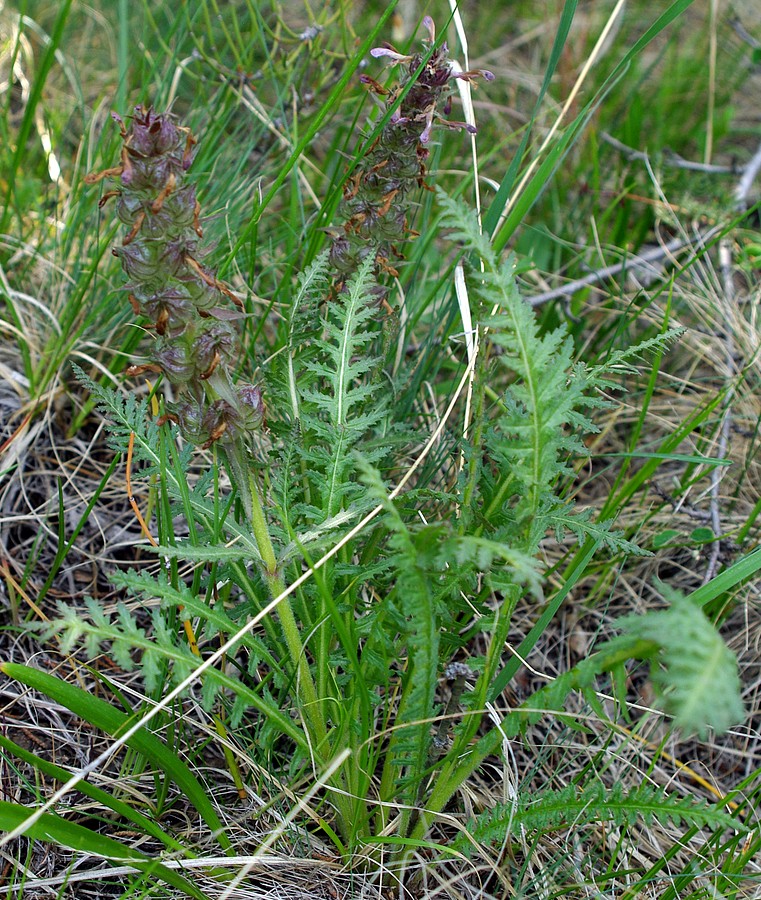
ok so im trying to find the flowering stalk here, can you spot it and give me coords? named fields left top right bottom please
left=86, top=107, right=324, bottom=744
left=328, top=16, right=493, bottom=302
left=85, top=106, right=263, bottom=451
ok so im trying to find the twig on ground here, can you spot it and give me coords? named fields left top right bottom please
left=703, top=238, right=736, bottom=584
left=730, top=17, right=761, bottom=51
left=699, top=138, right=761, bottom=583
left=527, top=226, right=722, bottom=307
left=734, top=140, right=761, bottom=209
left=602, top=133, right=738, bottom=174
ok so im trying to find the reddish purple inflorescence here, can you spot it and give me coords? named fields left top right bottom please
left=86, top=105, right=263, bottom=448
left=328, top=17, right=493, bottom=302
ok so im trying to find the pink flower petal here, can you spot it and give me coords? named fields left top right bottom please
left=370, top=47, right=409, bottom=63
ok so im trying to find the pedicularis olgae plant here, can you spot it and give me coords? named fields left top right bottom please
left=30, top=14, right=743, bottom=877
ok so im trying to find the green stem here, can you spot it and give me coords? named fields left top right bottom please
left=223, top=439, right=326, bottom=747
left=228, top=448, right=357, bottom=838
left=408, top=639, right=658, bottom=847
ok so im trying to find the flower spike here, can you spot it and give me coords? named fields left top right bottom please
left=328, top=18, right=494, bottom=303
left=86, top=106, right=264, bottom=449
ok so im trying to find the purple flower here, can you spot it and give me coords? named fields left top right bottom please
left=328, top=18, right=493, bottom=300
left=88, top=105, right=265, bottom=451
left=370, top=46, right=412, bottom=63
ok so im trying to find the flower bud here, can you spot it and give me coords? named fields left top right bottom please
left=153, top=339, right=197, bottom=386
left=126, top=106, right=188, bottom=163
left=194, top=320, right=236, bottom=375
left=234, top=383, right=265, bottom=433
left=114, top=242, right=162, bottom=281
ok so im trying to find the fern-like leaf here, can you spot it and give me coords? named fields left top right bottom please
left=618, top=588, right=745, bottom=738
left=279, top=250, right=331, bottom=424
left=454, top=781, right=745, bottom=858
left=73, top=363, right=196, bottom=493
left=38, top=590, right=304, bottom=741
left=301, top=256, right=380, bottom=429
left=73, top=364, right=157, bottom=458
left=548, top=506, right=651, bottom=557
left=297, top=256, right=390, bottom=518
left=435, top=192, right=610, bottom=556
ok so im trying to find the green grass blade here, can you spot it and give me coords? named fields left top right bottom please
left=0, top=663, right=232, bottom=854
left=0, top=735, right=190, bottom=856
left=486, top=0, right=697, bottom=248
left=600, top=452, right=730, bottom=466
left=0, top=801, right=208, bottom=899
left=484, top=0, right=578, bottom=235
left=0, top=0, right=74, bottom=235
left=686, top=547, right=761, bottom=611
left=599, top=391, right=725, bottom=519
